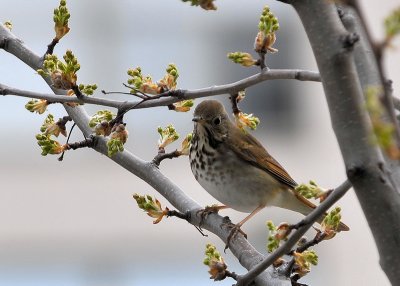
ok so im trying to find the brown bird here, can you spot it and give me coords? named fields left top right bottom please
left=189, top=99, right=348, bottom=241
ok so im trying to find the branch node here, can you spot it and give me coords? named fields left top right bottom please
left=341, top=32, right=360, bottom=50
left=346, top=165, right=365, bottom=179
left=170, top=89, right=186, bottom=100
left=152, top=149, right=181, bottom=167
left=337, top=6, right=345, bottom=19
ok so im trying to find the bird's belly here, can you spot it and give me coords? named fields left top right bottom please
left=192, top=153, right=285, bottom=213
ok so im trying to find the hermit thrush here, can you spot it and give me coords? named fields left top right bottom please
left=189, top=99, right=348, bottom=240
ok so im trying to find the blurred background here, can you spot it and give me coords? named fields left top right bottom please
left=1, top=0, right=399, bottom=285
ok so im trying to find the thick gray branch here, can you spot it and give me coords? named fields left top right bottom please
left=289, top=1, right=400, bottom=284
left=341, top=7, right=400, bottom=192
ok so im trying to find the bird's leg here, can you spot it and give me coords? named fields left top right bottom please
left=197, top=205, right=229, bottom=229
left=224, top=205, right=265, bottom=251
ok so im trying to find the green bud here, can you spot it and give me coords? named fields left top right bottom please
left=385, top=8, right=400, bottom=38
left=203, top=257, right=210, bottom=266
left=158, top=124, right=179, bottom=149
left=89, top=110, right=115, bottom=128
left=303, top=250, right=318, bottom=266
left=258, top=5, right=279, bottom=35
left=107, top=138, right=124, bottom=157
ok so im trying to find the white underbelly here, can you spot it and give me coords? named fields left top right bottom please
left=194, top=156, right=287, bottom=213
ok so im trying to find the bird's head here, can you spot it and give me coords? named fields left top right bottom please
left=192, top=100, right=230, bottom=143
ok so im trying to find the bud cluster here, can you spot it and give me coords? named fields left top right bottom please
left=235, top=112, right=260, bottom=131
left=178, top=133, right=193, bottom=155
left=107, top=124, right=128, bottom=157
left=157, top=125, right=180, bottom=149
left=127, top=64, right=179, bottom=94
left=159, top=63, right=179, bottom=91
left=89, top=110, right=115, bottom=130
left=266, top=220, right=290, bottom=253
left=40, top=114, right=67, bottom=137
left=37, top=51, right=78, bottom=90
left=227, top=52, right=257, bottom=67
left=53, top=0, right=70, bottom=40
left=88, top=110, right=128, bottom=157
left=35, top=114, right=70, bottom=156
left=35, top=133, right=65, bottom=156
left=227, top=6, right=279, bottom=69
left=203, top=243, right=228, bottom=281
left=295, top=180, right=327, bottom=202
left=321, top=207, right=343, bottom=240
left=78, top=83, right=98, bottom=96
left=127, top=67, right=159, bottom=95
left=132, top=194, right=169, bottom=224
left=4, top=20, right=12, bottom=31
left=126, top=64, right=193, bottom=112
left=292, top=250, right=318, bottom=277
left=254, top=5, right=279, bottom=53
left=25, top=99, right=49, bottom=114
left=169, top=100, right=194, bottom=112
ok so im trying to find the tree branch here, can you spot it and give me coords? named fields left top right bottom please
left=234, top=180, right=352, bottom=286
left=0, top=23, right=293, bottom=286
left=340, top=7, right=400, bottom=189
left=344, top=1, right=400, bottom=149
left=289, top=1, right=400, bottom=284
left=0, top=68, right=321, bottom=111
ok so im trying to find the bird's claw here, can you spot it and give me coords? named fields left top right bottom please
left=196, top=205, right=226, bottom=230
left=222, top=221, right=248, bottom=252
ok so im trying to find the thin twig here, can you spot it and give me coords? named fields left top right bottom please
left=230, top=93, right=241, bottom=115
left=58, top=121, right=75, bottom=161
left=101, top=90, right=134, bottom=96
left=121, top=83, right=151, bottom=98
left=234, top=180, right=352, bottom=286
left=152, top=149, right=182, bottom=167
left=295, top=232, right=327, bottom=254
left=45, top=38, right=59, bottom=56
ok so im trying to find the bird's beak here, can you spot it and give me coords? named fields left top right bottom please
left=192, top=116, right=202, bottom=123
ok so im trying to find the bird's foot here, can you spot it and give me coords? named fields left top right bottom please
left=196, top=204, right=228, bottom=229
left=222, top=221, right=247, bottom=252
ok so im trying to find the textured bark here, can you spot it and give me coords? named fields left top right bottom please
left=290, top=1, right=400, bottom=284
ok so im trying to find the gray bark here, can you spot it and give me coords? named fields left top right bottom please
left=290, top=1, right=400, bottom=284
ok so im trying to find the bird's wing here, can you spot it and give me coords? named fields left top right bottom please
left=227, top=126, right=297, bottom=189
left=227, top=125, right=350, bottom=231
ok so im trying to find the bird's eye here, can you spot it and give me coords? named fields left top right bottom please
left=213, top=117, right=221, bottom=125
